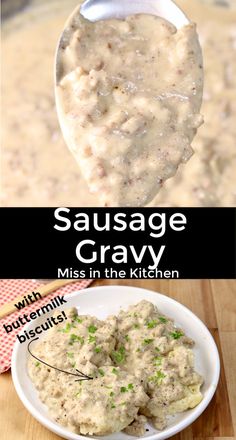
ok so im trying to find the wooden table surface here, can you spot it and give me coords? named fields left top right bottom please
left=0, top=279, right=235, bottom=440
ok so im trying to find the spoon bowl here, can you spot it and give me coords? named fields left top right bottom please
left=81, top=0, right=189, bottom=27
left=55, top=0, right=190, bottom=84
left=54, top=0, right=196, bottom=207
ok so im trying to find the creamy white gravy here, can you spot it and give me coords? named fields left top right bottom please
left=28, top=301, right=203, bottom=435
left=57, top=13, right=203, bottom=206
left=151, top=0, right=236, bottom=206
left=2, top=0, right=236, bottom=206
left=2, top=0, right=96, bottom=207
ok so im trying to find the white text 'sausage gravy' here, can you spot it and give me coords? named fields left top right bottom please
left=28, top=301, right=203, bottom=436
left=56, top=13, right=203, bottom=206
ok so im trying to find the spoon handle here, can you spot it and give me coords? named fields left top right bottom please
left=0, top=279, right=77, bottom=320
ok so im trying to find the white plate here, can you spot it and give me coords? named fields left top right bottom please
left=12, top=285, right=220, bottom=440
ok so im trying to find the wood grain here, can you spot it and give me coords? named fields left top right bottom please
left=0, top=279, right=235, bottom=440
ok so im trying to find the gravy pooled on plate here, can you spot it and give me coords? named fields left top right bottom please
left=56, top=13, right=203, bottom=206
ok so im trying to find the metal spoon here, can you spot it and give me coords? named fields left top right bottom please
left=55, top=0, right=190, bottom=84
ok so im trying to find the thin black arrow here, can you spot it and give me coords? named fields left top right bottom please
left=28, top=337, right=93, bottom=382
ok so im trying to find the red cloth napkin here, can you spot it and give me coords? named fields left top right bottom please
left=0, top=279, right=92, bottom=373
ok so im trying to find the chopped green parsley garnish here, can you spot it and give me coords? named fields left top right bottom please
left=69, top=334, right=77, bottom=344
left=69, top=334, right=84, bottom=345
left=120, top=383, right=133, bottom=393
left=155, top=347, right=160, bottom=352
left=88, top=325, right=97, bottom=334
left=146, top=320, right=158, bottom=329
left=120, top=386, right=128, bottom=393
left=98, top=368, right=105, bottom=377
left=170, top=330, right=184, bottom=340
left=110, top=391, right=114, bottom=397
left=154, top=356, right=162, bottom=366
left=112, top=346, right=126, bottom=364
left=124, top=335, right=130, bottom=342
left=149, top=370, right=166, bottom=385
left=71, top=362, right=76, bottom=368
left=77, top=335, right=84, bottom=344
left=61, top=323, right=73, bottom=333
left=111, top=403, right=116, bottom=409
left=133, top=323, right=140, bottom=329
left=88, top=335, right=96, bottom=343
left=94, top=346, right=101, bottom=353
left=75, top=390, right=81, bottom=397
left=159, top=316, right=167, bottom=323
left=74, top=317, right=83, bottom=324
left=35, top=361, right=40, bottom=367
left=112, top=368, right=118, bottom=375
left=143, top=338, right=154, bottom=345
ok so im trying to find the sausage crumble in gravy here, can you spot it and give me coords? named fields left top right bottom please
left=28, top=300, right=203, bottom=436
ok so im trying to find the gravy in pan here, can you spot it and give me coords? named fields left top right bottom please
left=1, top=0, right=96, bottom=207
left=151, top=0, right=236, bottom=206
left=2, top=0, right=236, bottom=206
